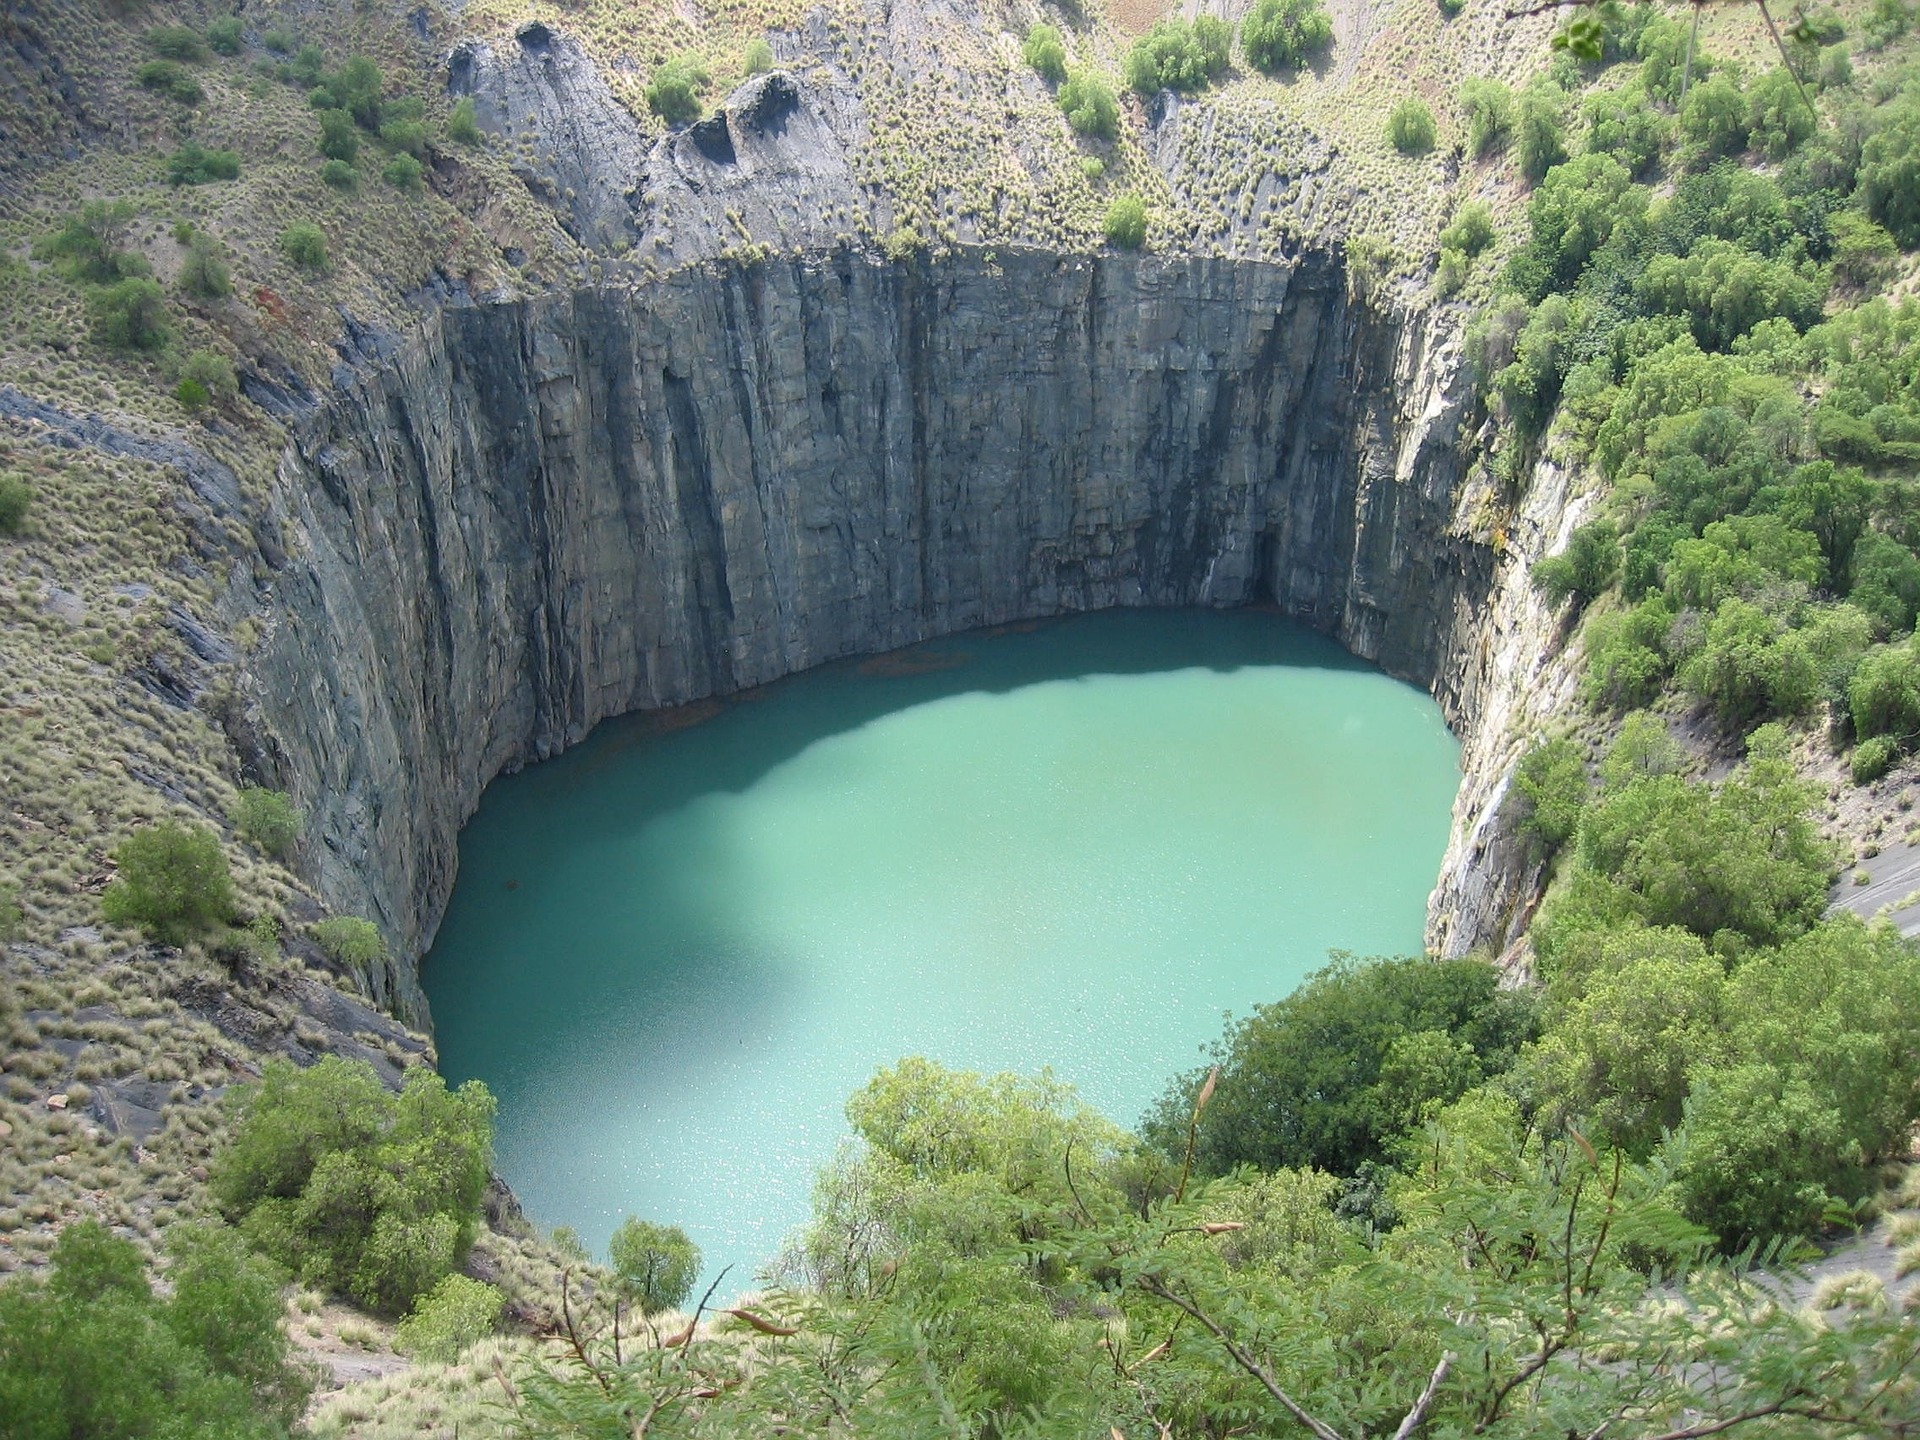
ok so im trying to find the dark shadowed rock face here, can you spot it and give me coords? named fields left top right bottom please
left=244, top=247, right=1496, bottom=1020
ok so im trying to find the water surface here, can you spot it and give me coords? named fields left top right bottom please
left=425, top=609, right=1459, bottom=1292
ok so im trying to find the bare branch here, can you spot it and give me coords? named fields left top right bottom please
left=1390, top=1352, right=1455, bottom=1440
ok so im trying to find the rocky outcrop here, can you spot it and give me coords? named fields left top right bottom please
left=240, top=246, right=1541, bottom=1019
left=447, top=26, right=873, bottom=266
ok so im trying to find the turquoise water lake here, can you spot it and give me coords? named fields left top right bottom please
left=424, top=609, right=1460, bottom=1294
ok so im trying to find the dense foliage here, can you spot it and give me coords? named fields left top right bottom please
left=1240, top=0, right=1332, bottom=73
left=0, top=1221, right=310, bottom=1438
left=1125, top=17, right=1232, bottom=95
left=212, top=1056, right=495, bottom=1315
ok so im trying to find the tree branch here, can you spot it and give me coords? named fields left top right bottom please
left=1390, top=1352, right=1455, bottom=1440
left=1136, top=1276, right=1345, bottom=1440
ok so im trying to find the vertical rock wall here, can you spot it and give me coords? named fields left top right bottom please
left=246, top=247, right=1512, bottom=1020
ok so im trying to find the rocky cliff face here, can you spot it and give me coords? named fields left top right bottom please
left=241, top=245, right=1571, bottom=1020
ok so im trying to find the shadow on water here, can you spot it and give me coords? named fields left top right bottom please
left=553, top=606, right=1374, bottom=808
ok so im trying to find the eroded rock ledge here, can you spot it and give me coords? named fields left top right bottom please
left=240, top=246, right=1544, bottom=1020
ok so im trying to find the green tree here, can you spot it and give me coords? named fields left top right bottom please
left=1022, top=23, right=1067, bottom=83
left=1146, top=955, right=1537, bottom=1177
left=447, top=96, right=481, bottom=144
left=1514, top=79, right=1567, bottom=184
left=1059, top=68, right=1118, bottom=138
left=101, top=821, right=234, bottom=944
left=279, top=222, right=327, bottom=270
left=166, top=141, right=240, bottom=185
left=312, top=915, right=386, bottom=972
left=382, top=153, right=423, bottom=191
left=89, top=277, right=171, bottom=351
left=1240, top=0, right=1333, bottom=73
left=1459, top=76, right=1512, bottom=156
left=1584, top=595, right=1674, bottom=708
left=1440, top=200, right=1494, bottom=257
left=647, top=54, right=709, bottom=124
left=1513, top=735, right=1588, bottom=849
left=146, top=25, right=210, bottom=62
left=1856, top=98, right=1920, bottom=246
left=1387, top=97, right=1437, bottom=154
left=206, top=17, right=244, bottom=55
left=394, top=1274, right=501, bottom=1363
left=1125, top=18, right=1231, bottom=95
left=180, top=234, right=231, bottom=298
left=213, top=1057, right=495, bottom=1315
left=0, top=473, right=31, bottom=536
left=1850, top=640, right=1920, bottom=742
left=1104, top=193, right=1147, bottom=248
left=0, top=1219, right=310, bottom=1439
left=1573, top=736, right=1833, bottom=949
left=1534, top=519, right=1620, bottom=608
left=1524, top=927, right=1725, bottom=1153
left=232, top=787, right=299, bottom=858
left=316, top=107, right=359, bottom=163
left=609, top=1219, right=702, bottom=1316
left=136, top=59, right=205, bottom=104
left=742, top=38, right=775, bottom=76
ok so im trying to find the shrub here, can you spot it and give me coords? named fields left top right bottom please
left=447, top=96, right=480, bottom=144
left=279, top=222, right=327, bottom=270
left=313, top=916, right=386, bottom=973
left=382, top=153, right=423, bottom=191
left=1514, top=736, right=1588, bottom=848
left=136, top=59, right=205, bottom=104
left=1572, top=744, right=1832, bottom=949
left=1460, top=76, right=1512, bottom=156
left=167, top=141, right=240, bottom=185
left=0, top=1220, right=311, bottom=1436
left=1104, top=193, right=1147, bottom=248
left=213, top=1056, right=495, bottom=1315
left=1125, top=18, right=1231, bottom=95
left=380, top=117, right=429, bottom=157
left=1515, top=80, right=1567, bottom=184
left=89, top=277, right=171, bottom=351
left=232, top=786, right=298, bottom=857
left=0, top=884, right=20, bottom=939
left=647, top=54, right=709, bottom=124
left=1534, top=519, right=1620, bottom=608
left=394, top=1274, right=501, bottom=1363
left=1146, top=955, right=1538, bottom=1177
left=262, top=28, right=295, bottom=55
left=146, top=25, right=210, bottom=63
left=316, top=107, right=358, bottom=163
left=1852, top=732, right=1897, bottom=783
left=1440, top=200, right=1494, bottom=257
left=1240, top=0, right=1333, bottom=74
left=1679, top=73, right=1750, bottom=162
left=1746, top=68, right=1814, bottom=159
left=1857, top=100, right=1920, bottom=247
left=180, top=235, right=231, bottom=299
left=609, top=1219, right=702, bottom=1315
left=1850, top=642, right=1920, bottom=742
left=101, top=821, right=234, bottom=944
left=1848, top=532, right=1920, bottom=634
left=206, top=17, right=244, bottom=55
left=316, top=56, right=386, bottom=129
left=1387, top=98, right=1437, bottom=154
left=176, top=377, right=210, bottom=410
left=1828, top=212, right=1897, bottom=289
left=319, top=157, right=357, bottom=190
left=1059, top=69, right=1118, bottom=138
left=0, top=474, right=31, bottom=536
left=742, top=38, right=775, bottom=76
left=37, top=200, right=139, bottom=283
left=1022, top=23, right=1068, bottom=84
